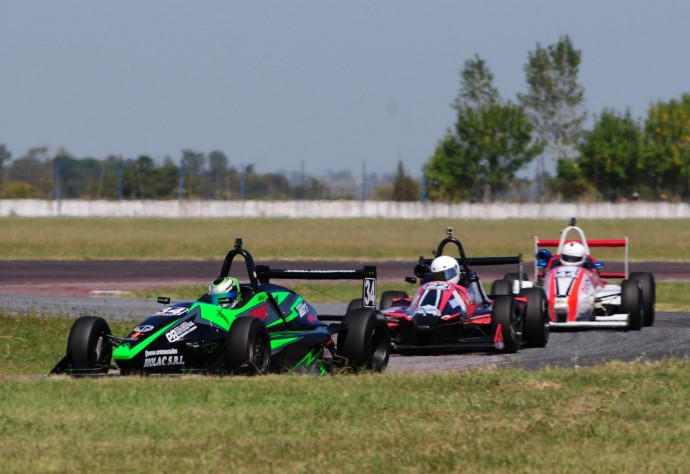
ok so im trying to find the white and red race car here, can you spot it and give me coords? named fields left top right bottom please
left=509, top=219, right=655, bottom=330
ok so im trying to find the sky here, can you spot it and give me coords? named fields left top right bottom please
left=1, top=1, right=689, bottom=178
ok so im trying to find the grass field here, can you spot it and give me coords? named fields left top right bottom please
left=1, top=315, right=689, bottom=473
left=2, top=217, right=690, bottom=260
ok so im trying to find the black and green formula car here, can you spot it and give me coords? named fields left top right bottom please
left=51, top=238, right=390, bottom=376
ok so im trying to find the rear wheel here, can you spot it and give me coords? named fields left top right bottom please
left=491, top=296, right=522, bottom=353
left=629, top=271, right=655, bottom=327
left=519, top=288, right=549, bottom=348
left=379, top=291, right=408, bottom=310
left=225, top=317, right=271, bottom=375
left=621, top=279, right=643, bottom=330
left=346, top=298, right=363, bottom=313
left=337, top=308, right=390, bottom=372
left=491, top=279, right=513, bottom=296
left=67, top=316, right=112, bottom=373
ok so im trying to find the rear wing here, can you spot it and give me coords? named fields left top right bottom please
left=534, top=236, right=629, bottom=279
left=255, top=265, right=378, bottom=316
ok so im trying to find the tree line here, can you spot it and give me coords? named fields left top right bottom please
left=2, top=35, right=689, bottom=203
left=429, top=35, right=690, bottom=203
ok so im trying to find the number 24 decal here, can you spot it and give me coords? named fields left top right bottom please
left=155, top=306, right=188, bottom=317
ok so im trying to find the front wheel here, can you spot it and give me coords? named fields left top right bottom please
left=379, top=291, right=408, bottom=310
left=66, top=316, right=112, bottom=373
left=621, top=279, right=643, bottom=331
left=519, top=288, right=549, bottom=348
left=491, top=296, right=522, bottom=353
left=337, top=308, right=390, bottom=372
left=225, top=317, right=271, bottom=375
left=629, top=271, right=655, bottom=327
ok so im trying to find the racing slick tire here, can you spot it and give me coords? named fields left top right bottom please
left=337, top=308, right=390, bottom=372
left=379, top=291, right=409, bottom=310
left=66, top=316, right=112, bottom=373
left=519, top=288, right=549, bottom=348
left=346, top=298, right=363, bottom=313
left=621, top=279, right=643, bottom=331
left=225, top=317, right=271, bottom=375
left=629, top=271, right=656, bottom=327
left=490, top=279, right=513, bottom=296
left=491, top=296, right=522, bottom=353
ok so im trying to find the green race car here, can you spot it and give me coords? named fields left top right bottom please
left=51, top=238, right=390, bottom=376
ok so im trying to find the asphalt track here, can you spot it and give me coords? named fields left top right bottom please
left=1, top=260, right=689, bottom=373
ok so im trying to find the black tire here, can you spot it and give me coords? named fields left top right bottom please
left=337, top=308, right=390, bottom=372
left=225, top=317, right=271, bottom=375
left=629, top=271, right=656, bottom=327
left=346, top=298, right=364, bottom=313
left=66, top=316, right=112, bottom=373
left=503, top=272, right=529, bottom=283
left=519, top=288, right=549, bottom=348
left=379, top=291, right=408, bottom=310
left=491, top=296, right=522, bottom=353
left=491, top=279, right=513, bottom=296
left=621, top=279, right=643, bottom=331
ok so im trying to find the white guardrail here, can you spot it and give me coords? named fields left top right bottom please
left=1, top=199, right=689, bottom=219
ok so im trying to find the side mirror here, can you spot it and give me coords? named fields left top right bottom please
left=536, top=249, right=552, bottom=268
left=414, top=263, right=430, bottom=278
left=157, top=296, right=170, bottom=305
left=405, top=276, right=417, bottom=284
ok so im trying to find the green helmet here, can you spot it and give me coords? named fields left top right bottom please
left=208, top=277, right=241, bottom=308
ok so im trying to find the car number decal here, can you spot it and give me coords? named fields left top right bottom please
left=154, top=306, right=188, bottom=317
left=363, top=278, right=376, bottom=308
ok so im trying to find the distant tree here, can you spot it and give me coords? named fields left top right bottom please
left=206, top=150, right=230, bottom=199
left=572, top=109, right=643, bottom=200
left=427, top=55, right=542, bottom=202
left=643, top=94, right=690, bottom=198
left=550, top=154, right=595, bottom=201
left=53, top=150, right=103, bottom=199
left=7, top=150, right=52, bottom=197
left=391, top=161, right=420, bottom=201
left=453, top=54, right=499, bottom=110
left=180, top=149, right=206, bottom=198
left=519, top=35, right=586, bottom=176
left=0, top=144, right=11, bottom=195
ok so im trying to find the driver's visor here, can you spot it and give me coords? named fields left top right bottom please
left=561, top=254, right=584, bottom=264
left=432, top=267, right=458, bottom=281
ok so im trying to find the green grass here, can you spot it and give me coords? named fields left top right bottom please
left=1, top=355, right=689, bottom=472
left=2, top=217, right=690, bottom=260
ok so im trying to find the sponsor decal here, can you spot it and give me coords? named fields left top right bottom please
left=144, top=348, right=178, bottom=357
left=165, top=321, right=197, bottom=342
left=134, top=325, right=154, bottom=333
left=250, top=304, right=269, bottom=321
left=154, top=306, right=189, bottom=317
left=426, top=282, right=451, bottom=290
left=307, top=314, right=318, bottom=324
left=296, top=302, right=309, bottom=318
left=144, top=354, right=184, bottom=367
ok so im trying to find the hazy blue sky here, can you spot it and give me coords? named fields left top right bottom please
left=1, top=1, right=688, bottom=177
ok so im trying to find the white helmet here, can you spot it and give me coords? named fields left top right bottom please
left=560, top=242, right=586, bottom=266
left=430, top=255, right=461, bottom=284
